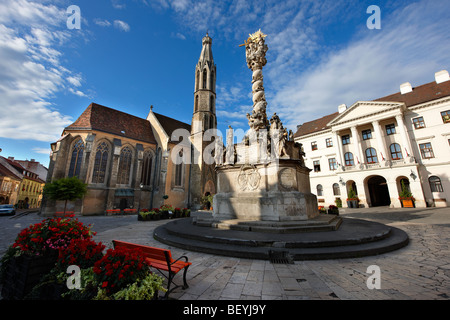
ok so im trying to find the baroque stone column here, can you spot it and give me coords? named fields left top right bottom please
left=242, top=29, right=270, bottom=133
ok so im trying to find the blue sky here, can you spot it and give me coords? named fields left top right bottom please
left=0, top=0, right=449, bottom=168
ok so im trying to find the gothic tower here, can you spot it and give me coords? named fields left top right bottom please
left=190, top=33, right=217, bottom=209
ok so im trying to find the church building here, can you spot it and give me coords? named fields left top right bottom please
left=41, top=34, right=217, bottom=216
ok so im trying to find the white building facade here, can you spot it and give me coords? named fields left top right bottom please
left=294, top=70, right=450, bottom=209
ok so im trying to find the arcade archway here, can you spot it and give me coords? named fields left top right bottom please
left=367, top=175, right=390, bottom=207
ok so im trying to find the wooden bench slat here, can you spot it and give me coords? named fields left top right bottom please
left=112, top=240, right=191, bottom=299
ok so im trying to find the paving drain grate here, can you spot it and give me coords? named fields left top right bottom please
left=268, top=250, right=294, bottom=264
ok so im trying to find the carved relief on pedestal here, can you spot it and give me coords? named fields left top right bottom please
left=237, top=164, right=261, bottom=191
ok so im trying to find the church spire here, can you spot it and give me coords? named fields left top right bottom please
left=198, top=32, right=214, bottom=70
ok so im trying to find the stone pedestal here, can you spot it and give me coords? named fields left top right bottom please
left=211, top=158, right=318, bottom=222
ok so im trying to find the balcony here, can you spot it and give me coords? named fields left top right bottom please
left=340, top=157, right=416, bottom=172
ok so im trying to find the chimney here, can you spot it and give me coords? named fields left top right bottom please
left=400, top=82, right=412, bottom=94
left=435, top=70, right=450, bottom=84
left=338, top=104, right=347, bottom=113
left=296, top=124, right=302, bottom=130
left=8, top=156, right=14, bottom=160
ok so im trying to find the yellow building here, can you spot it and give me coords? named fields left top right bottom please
left=0, top=157, right=22, bottom=205
left=3, top=157, right=45, bottom=209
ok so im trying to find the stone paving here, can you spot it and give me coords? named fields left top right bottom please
left=1, top=207, right=449, bottom=300
left=91, top=207, right=450, bottom=300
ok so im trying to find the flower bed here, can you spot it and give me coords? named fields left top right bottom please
left=138, top=205, right=191, bottom=221
left=0, top=215, right=165, bottom=300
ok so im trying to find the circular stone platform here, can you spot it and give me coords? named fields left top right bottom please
left=153, top=215, right=409, bottom=261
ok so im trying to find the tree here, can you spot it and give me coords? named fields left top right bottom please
left=44, top=177, right=87, bottom=214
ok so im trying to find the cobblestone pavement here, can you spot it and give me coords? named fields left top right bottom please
left=1, top=207, right=449, bottom=300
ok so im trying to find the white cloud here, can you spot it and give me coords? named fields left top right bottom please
left=0, top=0, right=86, bottom=142
left=94, top=19, right=111, bottom=27
left=159, top=0, right=450, bottom=132
left=111, top=0, right=126, bottom=10
left=171, top=32, right=186, bottom=40
left=270, top=0, right=450, bottom=130
left=114, top=20, right=130, bottom=32
left=32, top=147, right=51, bottom=155
left=67, top=75, right=82, bottom=87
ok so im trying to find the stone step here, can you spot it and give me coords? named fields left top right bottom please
left=153, top=219, right=409, bottom=261
left=158, top=217, right=393, bottom=249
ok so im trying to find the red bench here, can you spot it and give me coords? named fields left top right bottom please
left=112, top=240, right=191, bottom=299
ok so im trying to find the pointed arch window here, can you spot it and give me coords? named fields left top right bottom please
left=92, top=141, right=109, bottom=184
left=196, top=70, right=200, bottom=91
left=68, top=139, right=84, bottom=178
left=210, top=95, right=214, bottom=113
left=210, top=69, right=215, bottom=91
left=203, top=69, right=207, bottom=89
left=174, top=149, right=184, bottom=187
left=141, top=150, right=153, bottom=186
left=118, top=146, right=133, bottom=185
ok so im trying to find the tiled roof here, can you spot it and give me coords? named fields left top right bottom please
left=374, top=78, right=450, bottom=107
left=294, top=78, right=450, bottom=138
left=293, top=112, right=339, bottom=138
left=65, top=103, right=157, bottom=144
left=0, top=157, right=22, bottom=180
left=153, top=112, right=191, bottom=140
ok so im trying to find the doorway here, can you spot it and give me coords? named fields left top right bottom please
left=367, top=175, right=390, bottom=207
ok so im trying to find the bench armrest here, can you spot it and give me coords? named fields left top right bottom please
left=170, top=255, right=190, bottom=265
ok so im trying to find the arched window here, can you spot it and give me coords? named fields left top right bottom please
left=196, top=70, right=200, bottom=91
left=210, top=95, right=214, bottom=113
left=333, top=183, right=341, bottom=196
left=365, top=147, right=378, bottom=164
left=210, top=70, right=215, bottom=91
left=210, top=116, right=214, bottom=130
left=195, top=95, right=199, bottom=112
left=92, top=141, right=109, bottom=184
left=141, top=150, right=153, bottom=186
left=203, top=69, right=207, bottom=89
left=117, top=146, right=133, bottom=185
left=390, top=143, right=403, bottom=160
left=316, top=184, right=323, bottom=196
left=429, top=176, right=444, bottom=192
left=68, top=138, right=84, bottom=178
left=344, top=152, right=354, bottom=166
left=174, top=150, right=183, bottom=187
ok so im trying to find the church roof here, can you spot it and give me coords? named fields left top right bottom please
left=152, top=112, right=191, bottom=141
left=65, top=103, right=157, bottom=144
left=294, top=77, right=450, bottom=138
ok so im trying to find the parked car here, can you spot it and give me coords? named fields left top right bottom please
left=0, top=204, right=16, bottom=216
